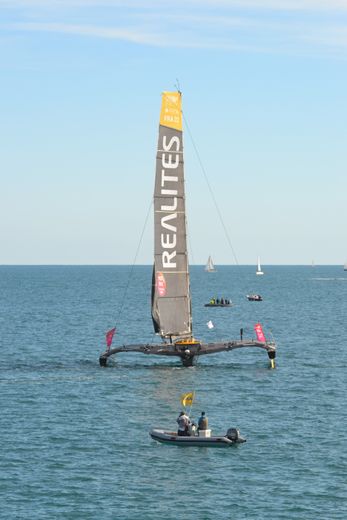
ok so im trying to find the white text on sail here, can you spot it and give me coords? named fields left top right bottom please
left=161, top=135, right=180, bottom=268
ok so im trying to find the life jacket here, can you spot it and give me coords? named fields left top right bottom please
left=198, top=416, right=208, bottom=430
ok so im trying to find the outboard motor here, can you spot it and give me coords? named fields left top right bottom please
left=226, top=428, right=240, bottom=441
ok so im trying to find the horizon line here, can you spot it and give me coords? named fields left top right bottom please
left=0, top=263, right=345, bottom=267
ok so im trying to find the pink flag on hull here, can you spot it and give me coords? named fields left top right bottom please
left=106, top=327, right=116, bottom=351
left=254, top=323, right=266, bottom=343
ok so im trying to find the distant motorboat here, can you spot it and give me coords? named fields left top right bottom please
left=256, top=256, right=264, bottom=275
left=247, top=294, right=263, bottom=301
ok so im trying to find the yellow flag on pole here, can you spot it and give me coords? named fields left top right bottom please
left=180, top=392, right=195, bottom=407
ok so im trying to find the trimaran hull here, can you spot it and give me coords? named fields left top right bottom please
left=99, top=339, right=276, bottom=367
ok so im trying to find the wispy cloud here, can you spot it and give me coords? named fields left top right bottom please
left=9, top=17, right=347, bottom=56
left=303, top=24, right=347, bottom=47
left=3, top=0, right=347, bottom=56
left=189, top=0, right=347, bottom=11
left=2, top=0, right=347, bottom=10
left=11, top=22, right=163, bottom=46
left=9, top=21, right=268, bottom=52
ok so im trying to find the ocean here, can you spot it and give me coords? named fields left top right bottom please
left=0, top=265, right=346, bottom=519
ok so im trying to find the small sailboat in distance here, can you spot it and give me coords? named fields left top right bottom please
left=344, top=261, right=347, bottom=271
left=256, top=256, right=264, bottom=276
left=205, top=255, right=216, bottom=272
left=99, top=91, right=276, bottom=367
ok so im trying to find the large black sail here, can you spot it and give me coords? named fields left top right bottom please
left=151, top=92, right=192, bottom=340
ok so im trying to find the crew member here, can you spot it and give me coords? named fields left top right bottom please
left=177, top=411, right=191, bottom=436
left=198, top=411, right=208, bottom=432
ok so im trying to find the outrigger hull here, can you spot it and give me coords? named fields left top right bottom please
left=150, top=428, right=246, bottom=447
left=99, top=339, right=276, bottom=367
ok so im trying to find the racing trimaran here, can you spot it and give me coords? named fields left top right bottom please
left=99, top=91, right=276, bottom=367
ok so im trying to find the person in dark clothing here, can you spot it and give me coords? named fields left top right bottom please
left=198, top=411, right=208, bottom=432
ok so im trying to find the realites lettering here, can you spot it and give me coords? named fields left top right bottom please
left=160, top=135, right=180, bottom=268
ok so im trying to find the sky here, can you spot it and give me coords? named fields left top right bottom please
left=0, top=0, right=346, bottom=265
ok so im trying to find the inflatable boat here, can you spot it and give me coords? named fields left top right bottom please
left=204, top=302, right=233, bottom=307
left=149, top=427, right=246, bottom=447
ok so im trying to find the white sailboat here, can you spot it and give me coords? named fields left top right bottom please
left=344, top=261, right=347, bottom=271
left=99, top=91, right=276, bottom=367
left=256, top=256, right=264, bottom=275
left=205, top=255, right=216, bottom=272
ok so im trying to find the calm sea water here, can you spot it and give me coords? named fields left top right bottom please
left=0, top=265, right=346, bottom=519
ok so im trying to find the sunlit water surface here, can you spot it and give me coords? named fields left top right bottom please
left=1, top=265, right=346, bottom=519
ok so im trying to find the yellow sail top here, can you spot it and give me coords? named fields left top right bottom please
left=160, top=91, right=182, bottom=131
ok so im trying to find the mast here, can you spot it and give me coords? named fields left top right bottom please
left=151, top=92, right=192, bottom=341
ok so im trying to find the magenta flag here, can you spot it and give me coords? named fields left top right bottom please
left=106, top=327, right=116, bottom=350
left=254, top=323, right=266, bottom=342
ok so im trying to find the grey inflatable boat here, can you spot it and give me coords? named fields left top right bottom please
left=150, top=427, right=246, bottom=447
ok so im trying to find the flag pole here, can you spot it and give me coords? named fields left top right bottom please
left=188, top=391, right=195, bottom=419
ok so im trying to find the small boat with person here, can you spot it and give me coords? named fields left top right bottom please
left=150, top=427, right=246, bottom=447
left=247, top=294, right=263, bottom=301
left=205, top=297, right=232, bottom=307
left=150, top=393, right=246, bottom=448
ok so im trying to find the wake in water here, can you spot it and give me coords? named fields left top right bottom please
left=311, top=277, right=347, bottom=281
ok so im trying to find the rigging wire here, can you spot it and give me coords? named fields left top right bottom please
left=182, top=111, right=239, bottom=266
left=115, top=198, right=153, bottom=323
left=175, top=78, right=181, bottom=94
left=186, top=218, right=196, bottom=266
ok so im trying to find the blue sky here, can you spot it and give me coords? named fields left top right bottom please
left=1, top=0, right=346, bottom=265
